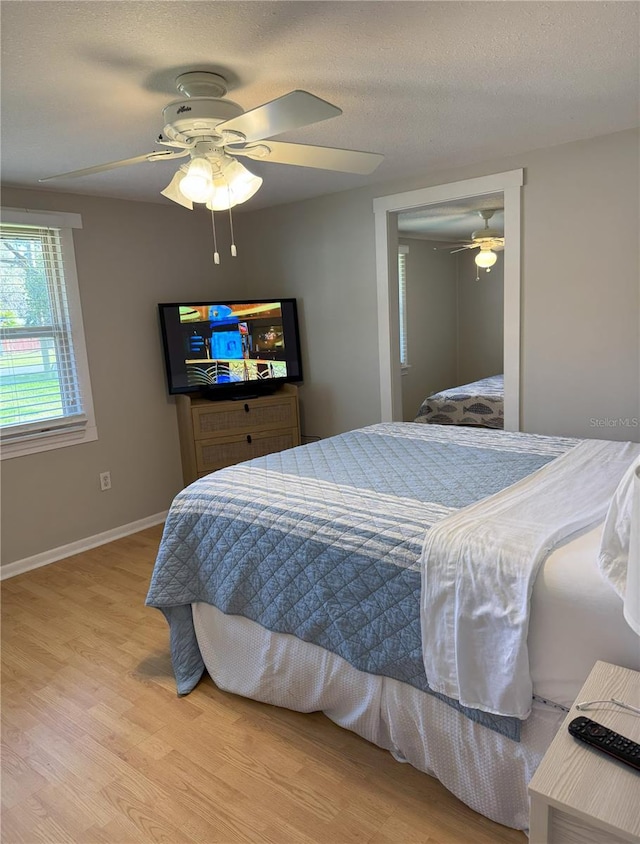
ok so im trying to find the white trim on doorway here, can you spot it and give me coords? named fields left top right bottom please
left=373, top=169, right=524, bottom=430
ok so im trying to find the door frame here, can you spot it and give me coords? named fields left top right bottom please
left=373, top=169, right=523, bottom=430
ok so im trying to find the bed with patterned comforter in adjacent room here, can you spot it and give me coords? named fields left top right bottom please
left=414, top=374, right=504, bottom=428
left=146, top=422, right=640, bottom=830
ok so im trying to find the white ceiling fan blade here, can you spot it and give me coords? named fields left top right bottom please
left=217, top=90, right=342, bottom=144
left=39, top=149, right=187, bottom=182
left=233, top=140, right=383, bottom=175
left=473, top=239, right=505, bottom=251
left=450, top=244, right=478, bottom=253
left=432, top=241, right=471, bottom=250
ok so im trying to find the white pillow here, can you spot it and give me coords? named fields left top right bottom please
left=598, top=456, right=640, bottom=599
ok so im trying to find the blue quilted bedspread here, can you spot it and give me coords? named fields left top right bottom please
left=146, top=423, right=575, bottom=740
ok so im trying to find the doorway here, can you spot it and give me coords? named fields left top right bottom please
left=373, top=169, right=523, bottom=430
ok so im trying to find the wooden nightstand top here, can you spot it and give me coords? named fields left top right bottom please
left=529, top=660, right=640, bottom=842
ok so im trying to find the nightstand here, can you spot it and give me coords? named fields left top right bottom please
left=528, top=660, right=640, bottom=844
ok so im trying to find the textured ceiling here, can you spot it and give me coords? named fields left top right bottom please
left=398, top=193, right=504, bottom=241
left=1, top=1, right=638, bottom=212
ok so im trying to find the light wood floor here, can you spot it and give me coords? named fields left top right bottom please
left=1, top=527, right=527, bottom=844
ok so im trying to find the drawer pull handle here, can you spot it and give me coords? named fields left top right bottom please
left=247, top=435, right=252, bottom=444
left=244, top=403, right=250, bottom=413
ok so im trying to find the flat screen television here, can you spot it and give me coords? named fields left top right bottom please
left=158, top=298, right=303, bottom=400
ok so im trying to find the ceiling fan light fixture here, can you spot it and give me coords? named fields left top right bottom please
left=179, top=157, right=214, bottom=203
left=475, top=247, right=498, bottom=269
left=222, top=159, right=263, bottom=204
left=165, top=155, right=261, bottom=210
left=205, top=176, right=238, bottom=212
left=160, top=169, right=193, bottom=210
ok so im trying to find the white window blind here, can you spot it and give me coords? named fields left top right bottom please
left=0, top=209, right=96, bottom=457
left=398, top=247, right=409, bottom=368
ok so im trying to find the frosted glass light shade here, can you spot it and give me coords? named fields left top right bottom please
left=179, top=158, right=214, bottom=203
left=205, top=160, right=262, bottom=210
left=475, top=248, right=498, bottom=269
left=161, top=170, right=193, bottom=210
left=224, top=160, right=263, bottom=204
left=161, top=156, right=262, bottom=210
left=206, top=178, right=238, bottom=211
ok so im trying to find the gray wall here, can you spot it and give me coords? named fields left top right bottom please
left=236, top=128, right=639, bottom=442
left=456, top=248, right=504, bottom=384
left=228, top=193, right=380, bottom=440
left=1, top=187, right=244, bottom=565
left=399, top=239, right=457, bottom=422
left=2, top=127, right=638, bottom=566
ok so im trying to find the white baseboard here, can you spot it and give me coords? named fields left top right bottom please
left=0, top=511, right=168, bottom=581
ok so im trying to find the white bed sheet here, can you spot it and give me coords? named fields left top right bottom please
left=191, top=522, right=637, bottom=830
left=421, top=439, right=638, bottom=718
left=529, top=522, right=639, bottom=708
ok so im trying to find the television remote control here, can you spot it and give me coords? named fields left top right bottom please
left=568, top=716, right=640, bottom=772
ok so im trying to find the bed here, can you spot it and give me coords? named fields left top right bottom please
left=146, top=422, right=640, bottom=831
left=414, top=374, right=504, bottom=428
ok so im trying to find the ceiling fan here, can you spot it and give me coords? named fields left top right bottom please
left=40, top=71, right=384, bottom=213
left=448, top=209, right=505, bottom=269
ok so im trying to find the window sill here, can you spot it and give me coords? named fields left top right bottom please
left=401, top=364, right=412, bottom=376
left=1, top=424, right=98, bottom=460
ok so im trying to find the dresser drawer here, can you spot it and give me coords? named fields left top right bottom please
left=176, top=386, right=301, bottom=487
left=192, top=395, right=297, bottom=439
left=196, top=427, right=299, bottom=475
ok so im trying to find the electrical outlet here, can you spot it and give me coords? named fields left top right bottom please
left=99, top=471, right=111, bottom=491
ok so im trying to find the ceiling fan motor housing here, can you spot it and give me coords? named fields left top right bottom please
left=175, top=71, right=228, bottom=99
left=162, top=98, right=245, bottom=144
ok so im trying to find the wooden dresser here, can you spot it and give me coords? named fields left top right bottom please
left=175, top=384, right=301, bottom=487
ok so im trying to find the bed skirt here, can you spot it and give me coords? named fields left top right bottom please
left=192, top=602, right=564, bottom=831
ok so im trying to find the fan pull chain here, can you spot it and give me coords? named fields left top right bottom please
left=210, top=210, right=220, bottom=265
left=228, top=202, right=237, bottom=257
left=227, top=185, right=238, bottom=258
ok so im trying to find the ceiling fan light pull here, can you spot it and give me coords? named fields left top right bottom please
left=210, top=209, right=221, bottom=265
left=228, top=206, right=237, bottom=257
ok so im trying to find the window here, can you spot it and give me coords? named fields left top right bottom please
left=0, top=208, right=96, bottom=458
left=398, top=245, right=409, bottom=370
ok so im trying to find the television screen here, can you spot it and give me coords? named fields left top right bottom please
left=158, top=299, right=303, bottom=398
